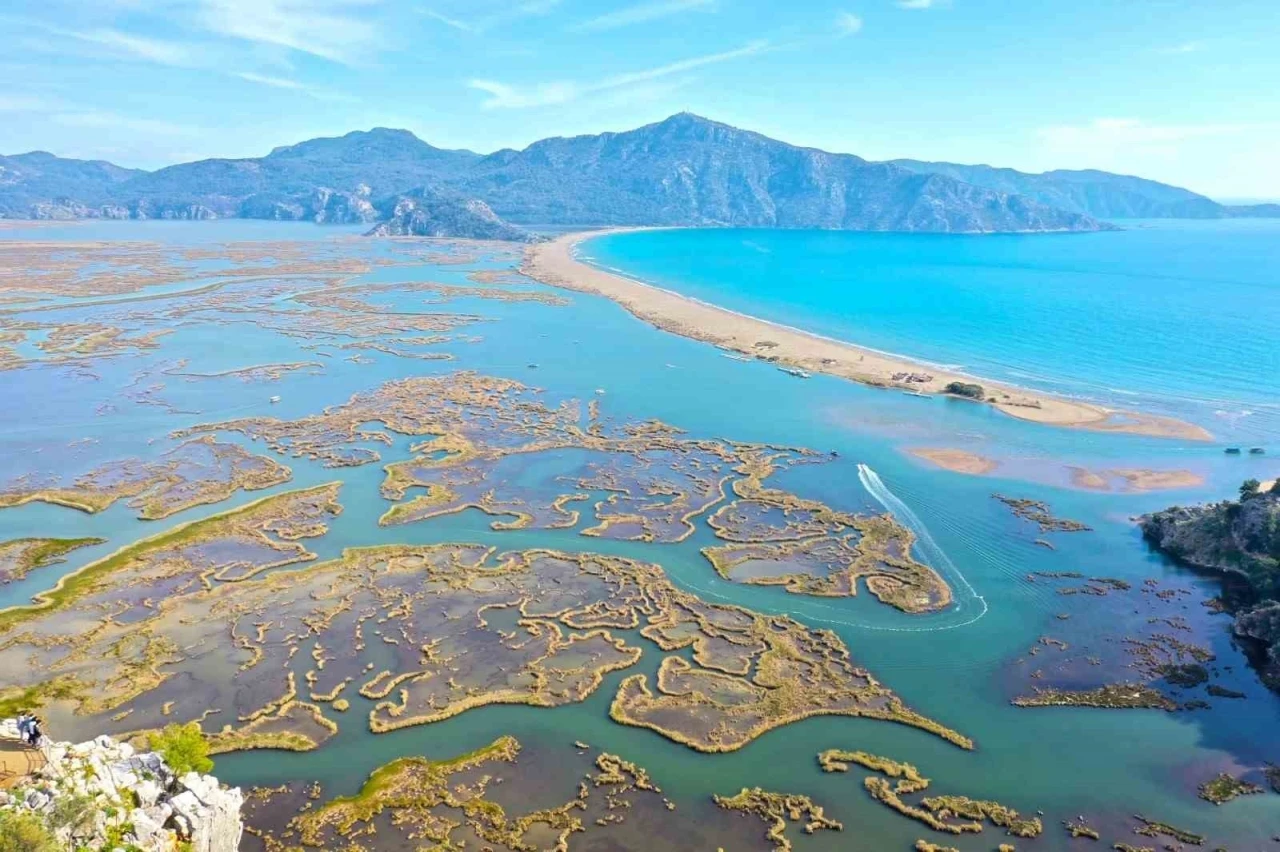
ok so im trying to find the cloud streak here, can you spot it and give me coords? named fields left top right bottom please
left=421, top=0, right=564, bottom=35
left=469, top=39, right=769, bottom=108
left=64, top=28, right=194, bottom=66
left=571, top=0, right=715, bottom=33
left=194, top=0, right=382, bottom=65
left=421, top=9, right=477, bottom=33
left=235, top=71, right=306, bottom=90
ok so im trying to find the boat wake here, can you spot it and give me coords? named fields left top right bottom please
left=853, top=464, right=988, bottom=632
left=668, top=465, right=989, bottom=635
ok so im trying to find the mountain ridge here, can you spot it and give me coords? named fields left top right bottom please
left=888, top=158, right=1269, bottom=219
left=1, top=113, right=1270, bottom=234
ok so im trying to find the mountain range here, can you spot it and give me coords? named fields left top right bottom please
left=2, top=113, right=1273, bottom=238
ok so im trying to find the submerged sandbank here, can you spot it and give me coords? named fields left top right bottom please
left=906, top=446, right=1204, bottom=493
left=908, top=448, right=1000, bottom=475
left=1067, top=466, right=1206, bottom=492
left=522, top=231, right=1213, bottom=442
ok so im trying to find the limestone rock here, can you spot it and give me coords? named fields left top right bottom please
left=0, top=719, right=244, bottom=852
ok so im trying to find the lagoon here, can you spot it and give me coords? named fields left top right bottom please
left=0, top=221, right=1276, bottom=850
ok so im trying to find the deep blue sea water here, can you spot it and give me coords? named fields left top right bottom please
left=585, top=221, right=1280, bottom=445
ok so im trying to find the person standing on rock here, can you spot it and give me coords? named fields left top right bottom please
left=16, top=711, right=32, bottom=742
left=26, top=716, right=42, bottom=747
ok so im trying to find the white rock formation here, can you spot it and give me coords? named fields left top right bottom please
left=0, top=718, right=243, bottom=852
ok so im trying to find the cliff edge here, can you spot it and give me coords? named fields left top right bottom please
left=1140, top=480, right=1280, bottom=690
left=0, top=720, right=243, bottom=852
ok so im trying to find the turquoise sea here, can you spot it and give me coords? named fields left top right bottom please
left=585, top=221, right=1280, bottom=445
left=0, top=220, right=1277, bottom=850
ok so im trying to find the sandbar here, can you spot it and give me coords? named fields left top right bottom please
left=522, top=232, right=1212, bottom=442
left=908, top=448, right=1000, bottom=475
left=1067, top=467, right=1204, bottom=493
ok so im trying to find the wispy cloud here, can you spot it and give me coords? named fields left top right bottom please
left=470, top=39, right=769, bottom=108
left=421, top=9, right=477, bottom=33
left=235, top=71, right=306, bottom=89
left=194, top=0, right=381, bottom=65
left=835, top=12, right=863, bottom=36
left=1038, top=118, right=1248, bottom=149
left=897, top=0, right=945, bottom=8
left=8, top=19, right=199, bottom=67
left=63, top=28, right=194, bottom=65
left=571, top=0, right=715, bottom=33
left=467, top=80, right=577, bottom=110
left=234, top=70, right=358, bottom=102
left=421, top=0, right=563, bottom=35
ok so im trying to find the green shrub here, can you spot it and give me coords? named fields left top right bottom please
left=0, top=810, right=60, bottom=852
left=44, top=793, right=95, bottom=838
left=150, top=722, right=213, bottom=776
left=944, top=381, right=985, bottom=400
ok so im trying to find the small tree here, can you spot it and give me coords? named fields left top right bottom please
left=151, top=722, right=213, bottom=776
left=1240, top=479, right=1261, bottom=501
left=944, top=381, right=985, bottom=400
left=0, top=810, right=60, bottom=852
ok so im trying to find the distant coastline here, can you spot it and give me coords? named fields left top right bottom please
left=522, top=230, right=1213, bottom=442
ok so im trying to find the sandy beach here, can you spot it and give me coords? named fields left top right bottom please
left=523, top=231, right=1214, bottom=442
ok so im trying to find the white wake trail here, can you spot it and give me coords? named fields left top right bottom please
left=647, top=464, right=990, bottom=635
left=856, top=463, right=988, bottom=631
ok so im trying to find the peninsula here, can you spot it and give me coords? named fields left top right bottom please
left=522, top=231, right=1212, bottom=442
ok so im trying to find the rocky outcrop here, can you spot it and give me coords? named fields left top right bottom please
left=0, top=720, right=243, bottom=852
left=1233, top=602, right=1280, bottom=688
left=1141, top=484, right=1280, bottom=691
left=366, top=189, right=535, bottom=241
left=309, top=184, right=378, bottom=224
left=1140, top=486, right=1280, bottom=582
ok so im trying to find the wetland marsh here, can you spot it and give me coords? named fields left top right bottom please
left=1, top=221, right=1277, bottom=850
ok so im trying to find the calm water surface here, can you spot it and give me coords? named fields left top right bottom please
left=1, top=221, right=1277, bottom=850
left=586, top=221, right=1280, bottom=445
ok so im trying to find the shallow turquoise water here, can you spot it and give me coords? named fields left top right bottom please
left=586, top=221, right=1280, bottom=444
left=1, top=221, right=1277, bottom=850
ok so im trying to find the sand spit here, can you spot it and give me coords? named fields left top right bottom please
left=523, top=231, right=1212, bottom=443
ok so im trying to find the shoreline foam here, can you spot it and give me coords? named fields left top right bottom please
left=522, top=230, right=1213, bottom=442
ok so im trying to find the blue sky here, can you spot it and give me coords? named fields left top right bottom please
left=1, top=0, right=1277, bottom=198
